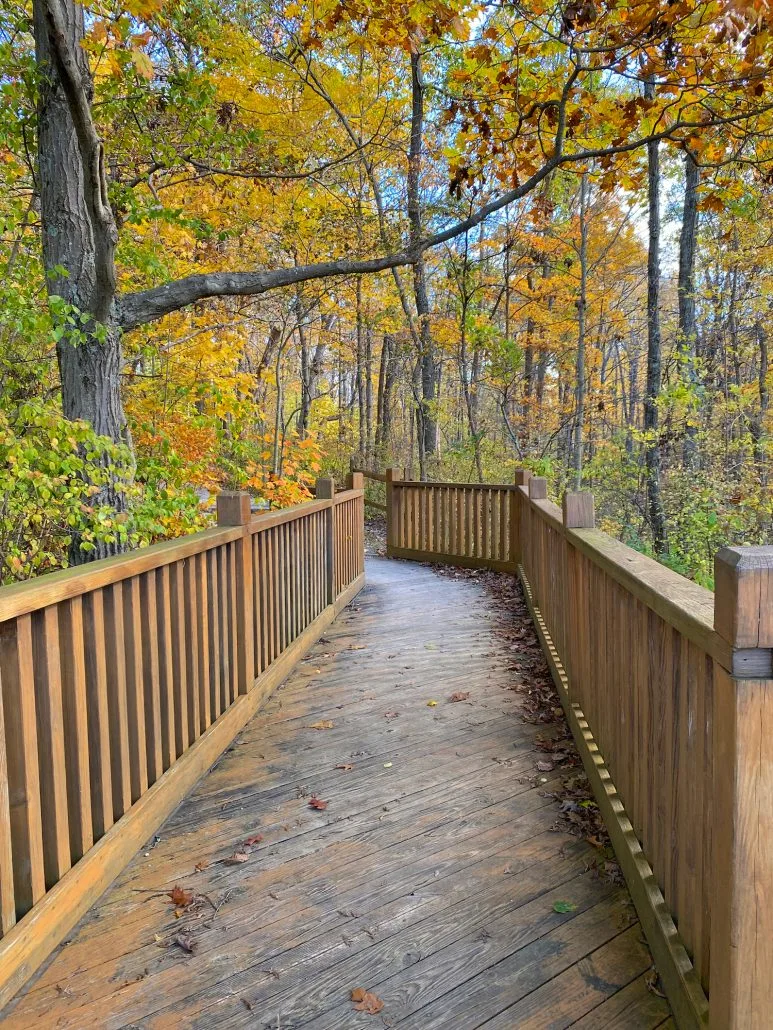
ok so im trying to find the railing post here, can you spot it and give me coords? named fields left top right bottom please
left=346, top=471, right=364, bottom=491
left=562, top=491, right=595, bottom=529
left=711, top=546, right=773, bottom=1029
left=509, top=469, right=529, bottom=566
left=217, top=491, right=255, bottom=695
left=528, top=476, right=547, bottom=500
left=316, top=478, right=336, bottom=605
left=385, top=467, right=402, bottom=555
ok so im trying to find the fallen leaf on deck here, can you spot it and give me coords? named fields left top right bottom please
left=426, top=700, right=438, bottom=707
left=449, top=691, right=470, bottom=702
left=171, top=933, right=197, bottom=954
left=244, top=834, right=264, bottom=846
left=309, top=797, right=328, bottom=810
left=424, top=643, right=438, bottom=651
left=384, top=710, right=399, bottom=720
left=223, top=850, right=250, bottom=864
left=536, top=760, right=554, bottom=772
left=194, top=860, right=209, bottom=873
left=310, top=720, right=334, bottom=730
left=350, top=987, right=385, bottom=1014
left=335, top=764, right=354, bottom=771
left=167, top=886, right=194, bottom=908
left=552, top=900, right=577, bottom=913
left=645, top=968, right=666, bottom=997
left=383, top=762, right=392, bottom=768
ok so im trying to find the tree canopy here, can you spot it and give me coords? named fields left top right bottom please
left=1, top=0, right=772, bottom=581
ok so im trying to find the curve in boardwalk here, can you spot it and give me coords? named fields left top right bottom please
left=1, top=557, right=671, bottom=1030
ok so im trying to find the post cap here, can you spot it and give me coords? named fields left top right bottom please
left=528, top=476, right=548, bottom=500
left=714, top=546, right=773, bottom=648
left=315, top=477, right=336, bottom=499
left=563, top=491, right=595, bottom=530
left=217, top=491, right=252, bottom=526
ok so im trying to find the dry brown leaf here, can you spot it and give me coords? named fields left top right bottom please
left=172, top=933, right=197, bottom=954
left=223, top=850, right=250, bottom=864
left=449, top=691, right=471, bottom=702
left=309, top=797, right=328, bottom=810
left=194, top=860, right=209, bottom=873
left=335, top=763, right=354, bottom=771
left=167, top=886, right=194, bottom=908
left=350, top=987, right=384, bottom=1014
left=244, top=834, right=264, bottom=846
left=384, top=710, right=399, bottom=720
left=310, top=720, right=334, bottom=730
left=536, top=760, right=554, bottom=772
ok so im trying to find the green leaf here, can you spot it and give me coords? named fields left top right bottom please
left=552, top=900, right=577, bottom=914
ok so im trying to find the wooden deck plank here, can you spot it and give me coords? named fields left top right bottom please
left=1, top=557, right=668, bottom=1029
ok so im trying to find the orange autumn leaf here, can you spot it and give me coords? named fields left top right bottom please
left=350, top=987, right=385, bottom=1014
left=309, top=797, right=328, bottom=810
left=167, top=886, right=194, bottom=907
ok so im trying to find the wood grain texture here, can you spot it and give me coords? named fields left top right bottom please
left=0, top=569, right=363, bottom=1013
left=0, top=560, right=664, bottom=1030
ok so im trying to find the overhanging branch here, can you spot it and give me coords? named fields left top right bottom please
left=116, top=106, right=773, bottom=333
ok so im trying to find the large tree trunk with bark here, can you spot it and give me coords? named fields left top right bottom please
left=34, top=0, right=129, bottom=561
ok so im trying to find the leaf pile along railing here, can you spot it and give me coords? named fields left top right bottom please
left=0, top=480, right=364, bottom=1007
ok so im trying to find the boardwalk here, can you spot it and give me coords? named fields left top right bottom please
left=2, top=557, right=671, bottom=1029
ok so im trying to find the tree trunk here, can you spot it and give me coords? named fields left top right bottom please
left=644, top=78, right=668, bottom=556
left=407, top=52, right=436, bottom=479
left=34, top=0, right=129, bottom=562
left=752, top=318, right=769, bottom=482
left=677, top=149, right=700, bottom=466
left=570, top=171, right=588, bottom=489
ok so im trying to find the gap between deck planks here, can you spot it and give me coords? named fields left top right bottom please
left=1, top=557, right=673, bottom=1030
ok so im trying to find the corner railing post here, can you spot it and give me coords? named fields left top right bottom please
left=346, top=471, right=364, bottom=491
left=316, top=478, right=336, bottom=605
left=711, top=545, right=773, bottom=1029
left=217, top=491, right=255, bottom=695
left=385, top=467, right=402, bottom=555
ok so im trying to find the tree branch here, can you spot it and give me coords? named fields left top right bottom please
left=116, top=103, right=773, bottom=332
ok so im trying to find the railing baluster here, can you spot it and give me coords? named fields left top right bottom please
left=0, top=615, right=44, bottom=914
left=58, top=596, right=93, bottom=861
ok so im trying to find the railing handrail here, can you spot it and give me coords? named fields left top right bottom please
left=393, top=478, right=518, bottom=491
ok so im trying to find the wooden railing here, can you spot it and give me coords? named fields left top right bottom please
left=383, top=467, right=517, bottom=572
left=379, top=466, right=772, bottom=1030
left=0, top=479, right=364, bottom=1007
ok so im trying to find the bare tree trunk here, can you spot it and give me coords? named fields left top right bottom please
left=753, top=318, right=769, bottom=482
left=678, top=149, right=700, bottom=466
left=644, top=78, right=668, bottom=556
left=407, top=52, right=436, bottom=479
left=570, top=171, right=588, bottom=489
